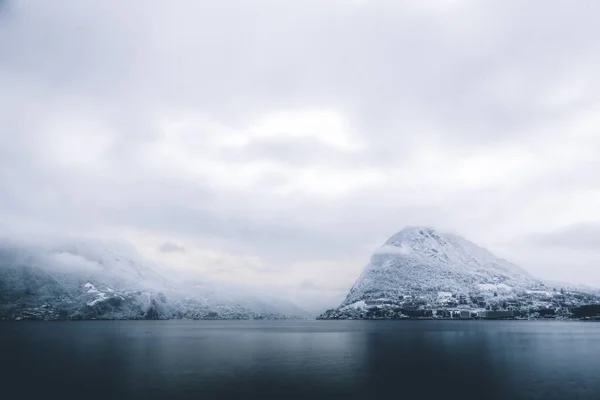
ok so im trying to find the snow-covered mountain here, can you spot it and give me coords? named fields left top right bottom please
left=344, top=226, right=536, bottom=304
left=319, top=227, right=600, bottom=319
left=0, top=239, right=308, bottom=320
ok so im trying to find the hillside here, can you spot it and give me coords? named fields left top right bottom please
left=319, top=227, right=600, bottom=320
left=0, top=239, right=308, bottom=321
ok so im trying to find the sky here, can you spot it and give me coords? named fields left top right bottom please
left=1, top=0, right=600, bottom=310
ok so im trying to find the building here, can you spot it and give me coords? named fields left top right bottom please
left=479, top=310, right=514, bottom=319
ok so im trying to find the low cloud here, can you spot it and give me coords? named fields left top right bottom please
left=159, top=241, right=186, bottom=254
left=373, top=244, right=413, bottom=256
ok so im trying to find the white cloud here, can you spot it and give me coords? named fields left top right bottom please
left=2, top=0, right=600, bottom=308
left=373, top=245, right=412, bottom=255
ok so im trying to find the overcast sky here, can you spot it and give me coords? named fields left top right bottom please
left=1, top=0, right=600, bottom=309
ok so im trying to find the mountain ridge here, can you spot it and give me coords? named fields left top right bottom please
left=0, top=239, right=309, bottom=321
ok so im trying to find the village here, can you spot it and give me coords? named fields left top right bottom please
left=318, top=284, right=600, bottom=320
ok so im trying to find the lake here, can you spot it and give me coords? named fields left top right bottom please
left=1, top=320, right=599, bottom=399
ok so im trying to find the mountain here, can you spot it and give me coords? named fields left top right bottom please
left=0, top=239, right=308, bottom=321
left=318, top=227, right=600, bottom=320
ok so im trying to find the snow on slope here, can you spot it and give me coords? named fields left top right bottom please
left=0, top=239, right=308, bottom=320
left=342, top=226, right=538, bottom=306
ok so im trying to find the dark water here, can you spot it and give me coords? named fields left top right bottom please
left=1, top=321, right=599, bottom=399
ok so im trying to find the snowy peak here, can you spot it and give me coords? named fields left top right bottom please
left=341, top=226, right=538, bottom=307
left=320, top=226, right=600, bottom=320
left=381, top=227, right=531, bottom=278
left=385, top=227, right=484, bottom=262
left=383, top=227, right=455, bottom=263
left=384, top=226, right=444, bottom=247
left=383, top=227, right=465, bottom=263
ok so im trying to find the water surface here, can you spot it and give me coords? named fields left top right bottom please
left=2, top=320, right=599, bottom=399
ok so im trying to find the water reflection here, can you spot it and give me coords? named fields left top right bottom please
left=2, top=321, right=600, bottom=399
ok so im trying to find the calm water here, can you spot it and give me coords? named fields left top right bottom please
left=1, top=320, right=599, bottom=399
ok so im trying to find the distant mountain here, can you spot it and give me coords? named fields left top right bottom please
left=319, top=227, right=600, bottom=320
left=0, top=239, right=308, bottom=321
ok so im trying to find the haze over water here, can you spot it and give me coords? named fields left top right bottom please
left=3, top=320, right=599, bottom=399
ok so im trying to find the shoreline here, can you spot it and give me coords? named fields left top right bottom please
left=2, top=317, right=600, bottom=322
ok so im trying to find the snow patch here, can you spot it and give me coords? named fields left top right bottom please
left=87, top=296, right=107, bottom=306
left=84, top=282, right=109, bottom=306
left=340, top=300, right=367, bottom=311
left=477, top=283, right=513, bottom=292
left=477, top=284, right=497, bottom=292
left=497, top=283, right=513, bottom=292
left=527, top=290, right=552, bottom=296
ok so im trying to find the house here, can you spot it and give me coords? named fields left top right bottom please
left=480, top=310, right=514, bottom=319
